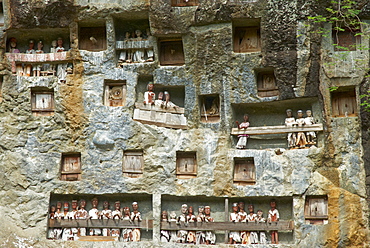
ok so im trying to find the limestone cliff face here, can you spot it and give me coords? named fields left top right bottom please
left=0, top=0, right=369, bottom=247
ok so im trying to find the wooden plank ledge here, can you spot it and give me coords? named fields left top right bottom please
left=135, top=102, right=185, bottom=114
left=6, top=52, right=72, bottom=63
left=160, top=220, right=293, bottom=231
left=48, top=219, right=153, bottom=229
left=78, top=236, right=118, bottom=242
left=231, top=124, right=323, bottom=135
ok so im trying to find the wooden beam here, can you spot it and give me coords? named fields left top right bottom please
left=48, top=219, right=153, bottom=229
left=231, top=124, right=323, bottom=136
left=6, top=52, right=73, bottom=63
left=78, top=236, right=119, bottom=242
left=135, top=102, right=185, bottom=114
left=160, top=220, right=293, bottom=231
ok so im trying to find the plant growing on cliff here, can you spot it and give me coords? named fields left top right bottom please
left=307, top=0, right=370, bottom=109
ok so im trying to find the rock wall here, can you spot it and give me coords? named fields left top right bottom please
left=0, top=0, right=369, bottom=247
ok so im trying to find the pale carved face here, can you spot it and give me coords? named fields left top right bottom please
left=124, top=207, right=130, bottom=216
left=181, top=204, right=188, bottom=214
left=132, top=203, right=138, bottom=211
left=147, top=84, right=154, bottom=91
left=257, top=210, right=263, bottom=217
left=198, top=207, right=204, bottom=214
left=306, top=110, right=312, bottom=117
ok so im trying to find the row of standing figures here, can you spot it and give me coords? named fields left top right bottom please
left=229, top=200, right=279, bottom=244
left=160, top=200, right=280, bottom=245
left=118, top=30, right=154, bottom=65
left=160, top=204, right=216, bottom=244
left=48, top=199, right=142, bottom=242
left=235, top=110, right=317, bottom=149
left=8, top=37, right=70, bottom=82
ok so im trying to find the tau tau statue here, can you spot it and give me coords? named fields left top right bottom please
left=268, top=199, right=279, bottom=244
left=64, top=200, right=78, bottom=241
left=89, top=198, right=101, bottom=236
left=186, top=206, right=197, bottom=244
left=160, top=211, right=171, bottom=242
left=169, top=211, right=177, bottom=243
left=285, top=109, right=296, bottom=149
left=305, top=110, right=316, bottom=145
left=204, top=206, right=216, bottom=245
left=54, top=202, right=64, bottom=239
left=235, top=114, right=250, bottom=149
left=245, top=205, right=258, bottom=244
left=24, top=40, right=35, bottom=77
left=144, top=83, right=155, bottom=105
left=34, top=41, right=44, bottom=76
left=238, top=202, right=247, bottom=244
left=295, top=110, right=307, bottom=148
left=155, top=91, right=179, bottom=110
left=131, top=201, right=142, bottom=241
left=177, top=204, right=188, bottom=243
left=99, top=201, right=112, bottom=236
left=229, top=202, right=241, bottom=244
left=196, top=206, right=206, bottom=244
left=111, top=201, right=122, bottom=238
left=75, top=199, right=88, bottom=237
left=122, top=207, right=133, bottom=242
left=48, top=205, right=56, bottom=239
left=256, top=210, right=267, bottom=244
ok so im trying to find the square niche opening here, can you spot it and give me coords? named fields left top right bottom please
left=332, top=28, right=361, bottom=51
left=79, top=24, right=107, bottom=51
left=31, top=87, right=54, bottom=116
left=233, top=158, right=255, bottom=186
left=331, top=87, right=357, bottom=117
left=171, top=0, right=199, bottom=6
left=256, top=70, right=279, bottom=97
left=176, top=152, right=197, bottom=179
left=159, top=39, right=185, bottom=66
left=103, top=80, right=127, bottom=107
left=304, top=196, right=328, bottom=225
left=123, top=150, right=144, bottom=178
left=61, top=153, right=82, bottom=181
left=233, top=19, right=261, bottom=53
left=200, top=94, right=220, bottom=123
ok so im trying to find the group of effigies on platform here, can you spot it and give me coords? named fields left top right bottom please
left=48, top=198, right=142, bottom=241
left=8, top=37, right=72, bottom=82
left=234, top=110, right=317, bottom=149
left=160, top=204, right=216, bottom=245
left=228, top=200, right=279, bottom=244
left=117, top=29, right=154, bottom=66
left=285, top=109, right=316, bottom=149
